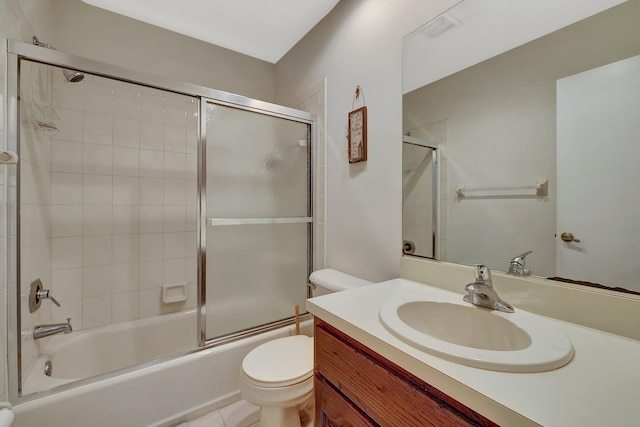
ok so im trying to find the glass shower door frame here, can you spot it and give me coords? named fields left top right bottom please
left=197, top=97, right=314, bottom=347
left=6, top=38, right=315, bottom=402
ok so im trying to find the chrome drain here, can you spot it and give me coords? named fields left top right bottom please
left=43, top=360, right=52, bottom=377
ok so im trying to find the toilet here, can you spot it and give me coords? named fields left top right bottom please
left=239, top=268, right=372, bottom=427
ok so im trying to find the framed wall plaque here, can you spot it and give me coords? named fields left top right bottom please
left=348, top=106, right=367, bottom=163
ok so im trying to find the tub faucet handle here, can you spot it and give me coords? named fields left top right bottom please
left=29, top=279, right=62, bottom=312
left=37, top=289, right=60, bottom=307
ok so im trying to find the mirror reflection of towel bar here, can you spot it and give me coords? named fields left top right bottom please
left=456, top=180, right=548, bottom=198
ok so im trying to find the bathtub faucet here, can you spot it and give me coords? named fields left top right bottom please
left=33, top=318, right=72, bottom=340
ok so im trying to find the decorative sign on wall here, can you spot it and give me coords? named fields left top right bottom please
left=348, top=86, right=367, bottom=163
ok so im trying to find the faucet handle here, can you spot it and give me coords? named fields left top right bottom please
left=511, top=250, right=533, bottom=263
left=37, top=289, right=61, bottom=307
left=474, top=264, right=491, bottom=282
left=509, top=250, right=533, bottom=275
left=29, top=279, right=63, bottom=312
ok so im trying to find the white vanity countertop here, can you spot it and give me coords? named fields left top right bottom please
left=307, top=278, right=640, bottom=427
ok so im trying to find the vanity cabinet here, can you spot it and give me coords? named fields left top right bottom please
left=314, top=319, right=498, bottom=427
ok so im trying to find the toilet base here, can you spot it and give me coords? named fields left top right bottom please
left=258, top=392, right=314, bottom=427
left=259, top=406, right=301, bottom=427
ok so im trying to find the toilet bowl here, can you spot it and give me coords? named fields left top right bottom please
left=240, top=335, right=314, bottom=427
left=239, top=269, right=372, bottom=427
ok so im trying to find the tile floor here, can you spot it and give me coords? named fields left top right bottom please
left=178, top=399, right=260, bottom=427
left=176, top=392, right=314, bottom=426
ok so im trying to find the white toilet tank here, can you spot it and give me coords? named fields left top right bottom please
left=309, top=268, right=373, bottom=297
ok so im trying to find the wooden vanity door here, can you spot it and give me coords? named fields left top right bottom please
left=315, top=375, right=377, bottom=427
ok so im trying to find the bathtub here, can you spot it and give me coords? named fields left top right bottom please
left=23, top=309, right=199, bottom=394
left=14, top=310, right=313, bottom=427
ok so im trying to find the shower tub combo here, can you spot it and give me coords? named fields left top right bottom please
left=15, top=311, right=312, bottom=426
left=6, top=39, right=315, bottom=425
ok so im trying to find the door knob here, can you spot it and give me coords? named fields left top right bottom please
left=560, top=232, right=581, bottom=243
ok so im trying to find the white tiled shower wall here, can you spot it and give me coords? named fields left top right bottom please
left=17, top=64, right=199, bottom=377
left=38, top=69, right=198, bottom=328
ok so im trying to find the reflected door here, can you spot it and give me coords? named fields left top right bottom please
left=556, top=55, right=640, bottom=291
left=203, top=101, right=311, bottom=340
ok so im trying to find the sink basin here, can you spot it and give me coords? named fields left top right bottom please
left=379, top=297, right=574, bottom=372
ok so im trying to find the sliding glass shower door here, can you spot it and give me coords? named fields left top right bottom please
left=7, top=39, right=316, bottom=400
left=203, top=101, right=312, bottom=340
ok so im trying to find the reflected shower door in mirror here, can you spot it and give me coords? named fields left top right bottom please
left=402, top=136, right=438, bottom=259
left=402, top=0, right=640, bottom=293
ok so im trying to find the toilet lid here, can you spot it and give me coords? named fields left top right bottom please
left=242, top=335, right=313, bottom=387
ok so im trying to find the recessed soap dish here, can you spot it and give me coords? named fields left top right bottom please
left=162, top=283, right=187, bottom=304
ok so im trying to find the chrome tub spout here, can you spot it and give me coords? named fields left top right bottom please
left=33, top=318, right=72, bottom=340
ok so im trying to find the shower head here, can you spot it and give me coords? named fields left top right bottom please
left=33, top=36, right=85, bottom=83
left=63, top=69, right=85, bottom=83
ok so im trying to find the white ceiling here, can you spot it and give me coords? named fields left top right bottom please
left=81, top=0, right=340, bottom=63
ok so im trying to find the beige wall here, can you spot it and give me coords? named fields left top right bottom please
left=50, top=0, right=276, bottom=103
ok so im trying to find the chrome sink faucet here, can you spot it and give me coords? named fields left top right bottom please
left=33, top=318, right=72, bottom=340
left=463, top=264, right=514, bottom=313
left=508, top=250, right=533, bottom=276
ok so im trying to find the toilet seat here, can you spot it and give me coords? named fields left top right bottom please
left=242, top=335, right=313, bottom=388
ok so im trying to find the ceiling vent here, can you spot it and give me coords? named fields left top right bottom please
left=419, top=13, right=462, bottom=38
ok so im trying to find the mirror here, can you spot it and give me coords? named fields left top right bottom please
left=402, top=0, right=640, bottom=294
